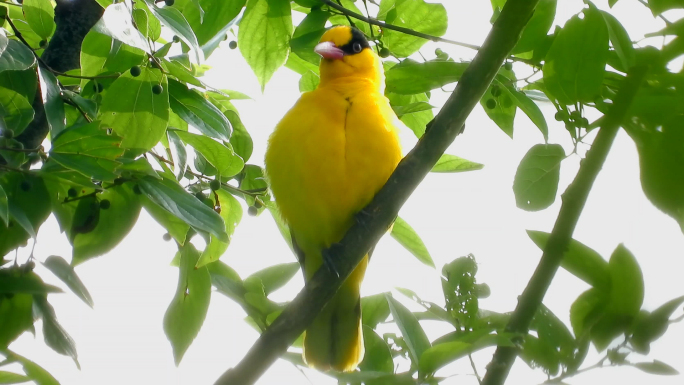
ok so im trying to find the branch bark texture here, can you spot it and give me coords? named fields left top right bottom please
left=481, top=66, right=648, bottom=385
left=214, top=0, right=539, bottom=383
left=15, top=0, right=103, bottom=151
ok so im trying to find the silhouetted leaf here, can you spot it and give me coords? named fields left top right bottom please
left=390, top=216, right=434, bottom=268
left=513, top=144, right=564, bottom=211
left=42, top=256, right=93, bottom=307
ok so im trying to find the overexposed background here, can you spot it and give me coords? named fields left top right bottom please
left=7, top=0, right=684, bottom=384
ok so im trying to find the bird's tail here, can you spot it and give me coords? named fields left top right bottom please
left=303, top=255, right=368, bottom=372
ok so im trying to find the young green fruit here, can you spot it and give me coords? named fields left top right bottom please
left=163, top=233, right=172, bottom=241
left=39, top=40, right=47, bottom=48
left=100, top=199, right=111, bottom=209
left=379, top=48, right=390, bottom=58
left=68, top=188, right=78, bottom=198
left=490, top=85, right=502, bottom=97
left=152, top=84, right=163, bottom=94
left=172, top=35, right=180, bottom=43
left=248, top=206, right=258, bottom=216
left=130, top=66, right=142, bottom=77
left=165, top=0, right=175, bottom=6
left=485, top=99, right=497, bottom=109
left=133, top=185, right=142, bottom=195
left=210, top=179, right=221, bottom=191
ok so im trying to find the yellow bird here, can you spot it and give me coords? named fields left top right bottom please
left=264, top=26, right=402, bottom=371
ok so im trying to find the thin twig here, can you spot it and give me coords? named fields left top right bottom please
left=214, top=0, right=540, bottom=383
left=469, top=354, right=483, bottom=385
left=63, top=99, right=93, bottom=123
left=637, top=0, right=672, bottom=25
left=319, top=0, right=481, bottom=51
left=4, top=17, right=119, bottom=80
left=0, top=146, right=42, bottom=153
left=480, top=66, right=649, bottom=385
left=147, top=152, right=264, bottom=197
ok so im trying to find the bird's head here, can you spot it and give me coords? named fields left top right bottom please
left=315, top=26, right=383, bottom=88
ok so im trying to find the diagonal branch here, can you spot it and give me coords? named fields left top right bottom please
left=480, top=66, right=649, bottom=385
left=319, top=0, right=481, bottom=51
left=213, top=0, right=539, bottom=384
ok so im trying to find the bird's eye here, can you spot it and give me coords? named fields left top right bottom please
left=353, top=42, right=362, bottom=53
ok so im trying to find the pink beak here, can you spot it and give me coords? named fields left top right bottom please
left=314, top=41, right=345, bottom=60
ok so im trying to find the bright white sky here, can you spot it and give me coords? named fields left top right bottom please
left=6, top=1, right=684, bottom=384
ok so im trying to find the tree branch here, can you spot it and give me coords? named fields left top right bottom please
left=480, top=66, right=649, bottom=385
left=319, top=0, right=481, bottom=51
left=213, top=0, right=540, bottom=383
left=14, top=0, right=103, bottom=152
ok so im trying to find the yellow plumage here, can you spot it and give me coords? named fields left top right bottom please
left=264, top=26, right=402, bottom=372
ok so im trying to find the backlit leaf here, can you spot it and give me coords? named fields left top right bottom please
left=513, top=144, right=565, bottom=211
left=385, top=60, right=469, bottom=95
left=196, top=189, right=243, bottom=268
left=390, top=216, right=434, bottom=268
left=172, top=130, right=244, bottom=178
left=42, top=256, right=93, bottom=307
left=380, top=0, right=448, bottom=57
left=22, top=0, right=55, bottom=39
left=168, top=79, right=231, bottom=140
left=385, top=294, right=431, bottom=364
left=431, top=154, right=484, bottom=173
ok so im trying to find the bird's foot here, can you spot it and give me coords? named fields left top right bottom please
left=322, top=244, right=342, bottom=278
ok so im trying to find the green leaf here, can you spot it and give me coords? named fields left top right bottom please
left=632, top=118, right=684, bottom=233
left=542, top=3, right=608, bottom=105
left=519, top=334, right=561, bottom=375
left=502, top=82, right=549, bottom=141
left=172, top=130, right=244, bottom=177
left=162, top=59, right=202, bottom=87
left=92, top=2, right=151, bottom=54
left=247, top=262, right=300, bottom=296
left=72, top=185, right=142, bottom=265
left=290, top=8, right=329, bottom=65
left=634, top=360, right=679, bottom=375
left=481, top=73, right=516, bottom=137
left=0, top=28, right=7, bottom=57
left=361, top=293, right=390, bottom=329
left=530, top=304, right=577, bottom=368
left=144, top=0, right=203, bottom=63
left=390, top=216, right=434, bottom=268
left=183, top=0, right=245, bottom=47
left=387, top=92, right=433, bottom=137
left=168, top=79, right=231, bottom=140
left=33, top=296, right=79, bottom=368
left=79, top=31, right=113, bottom=78
left=3, top=351, right=60, bottom=385
left=632, top=295, right=684, bottom=353
left=0, top=371, right=30, bottom=384
left=139, top=176, right=228, bottom=241
left=0, top=40, right=36, bottom=72
left=527, top=231, right=610, bottom=291
left=590, top=244, right=644, bottom=351
left=431, top=154, right=484, bottom=173
left=49, top=122, right=124, bottom=182
left=0, top=271, right=61, bottom=294
left=227, top=112, right=253, bottom=162
left=380, top=0, right=448, bottom=57
left=196, top=189, right=243, bottom=268
left=61, top=90, right=97, bottom=121
left=104, top=41, right=145, bottom=74
left=99, top=67, right=169, bottom=152
left=513, top=144, right=565, bottom=211
left=359, top=325, right=393, bottom=373
left=42, top=256, right=93, bottom=307
left=419, top=333, right=515, bottom=374
left=238, top=0, right=293, bottom=90
left=22, top=0, right=55, bottom=39
left=0, top=85, right=33, bottom=136
left=164, top=243, right=211, bottom=365
left=298, top=70, right=319, bottom=93
left=0, top=184, right=7, bottom=226
left=0, top=173, right=51, bottom=257
left=141, top=195, right=189, bottom=245
left=600, top=11, right=635, bottom=71
left=570, top=288, right=607, bottom=339
left=648, top=0, right=684, bottom=15
left=0, top=293, right=33, bottom=349
left=510, top=0, right=556, bottom=54
left=37, top=66, right=65, bottom=137
left=385, top=294, right=431, bottom=364
left=391, top=101, right=433, bottom=118
left=285, top=51, right=319, bottom=75
left=385, top=60, right=469, bottom=94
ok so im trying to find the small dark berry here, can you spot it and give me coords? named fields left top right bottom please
left=580, top=117, right=589, bottom=128
left=379, top=48, right=390, bottom=58
left=504, top=62, right=513, bottom=71
left=172, top=35, right=180, bottom=43
left=133, top=185, right=142, bottom=195
left=254, top=199, right=263, bottom=209
left=152, top=84, right=163, bottom=94
left=16, top=0, right=22, bottom=4
left=97, top=83, right=104, bottom=92
left=570, top=110, right=582, bottom=120
left=248, top=206, right=258, bottom=216
left=20, top=181, right=31, bottom=191
left=100, top=199, right=111, bottom=209
left=68, top=188, right=78, bottom=198
left=130, top=66, right=142, bottom=77
left=210, top=180, right=221, bottom=191
left=2, top=129, right=13, bottom=139
left=39, top=40, right=47, bottom=48
left=163, top=233, right=172, bottom=241
left=490, top=85, right=501, bottom=97
left=113, top=177, right=125, bottom=185
left=228, top=40, right=237, bottom=49
left=202, top=197, right=214, bottom=208
left=195, top=192, right=206, bottom=201
left=485, top=99, right=497, bottom=109
left=25, top=261, right=35, bottom=271
left=164, top=0, right=175, bottom=6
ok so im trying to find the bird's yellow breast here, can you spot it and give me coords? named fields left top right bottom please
left=265, top=79, right=402, bottom=272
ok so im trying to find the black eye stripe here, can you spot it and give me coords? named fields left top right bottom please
left=338, top=27, right=370, bottom=55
